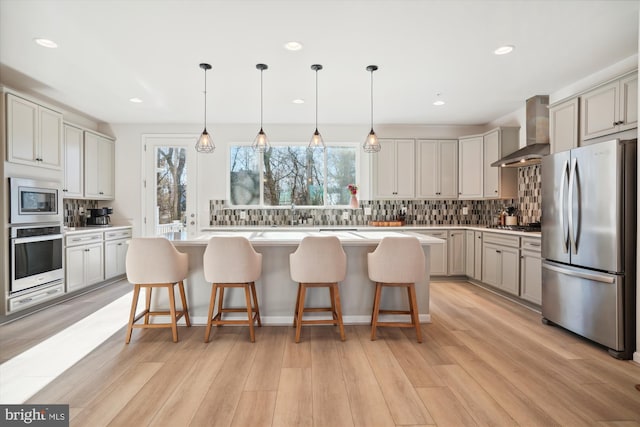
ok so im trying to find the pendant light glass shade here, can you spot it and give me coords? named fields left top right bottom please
left=363, top=65, right=381, bottom=153
left=252, top=63, right=270, bottom=152
left=309, top=64, right=325, bottom=149
left=195, top=63, right=215, bottom=153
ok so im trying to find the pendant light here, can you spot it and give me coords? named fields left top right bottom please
left=363, top=65, right=381, bottom=153
left=195, top=63, right=215, bottom=153
left=309, top=64, right=325, bottom=149
left=252, top=63, right=270, bottom=152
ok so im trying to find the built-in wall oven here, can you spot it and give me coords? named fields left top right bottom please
left=10, top=224, right=64, bottom=294
left=8, top=177, right=64, bottom=299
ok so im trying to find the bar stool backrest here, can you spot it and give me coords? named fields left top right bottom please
left=368, top=236, right=425, bottom=283
left=126, top=237, right=188, bottom=284
left=290, top=236, right=347, bottom=283
left=203, top=236, right=262, bottom=283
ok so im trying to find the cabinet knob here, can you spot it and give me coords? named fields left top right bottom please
left=494, top=190, right=498, bottom=193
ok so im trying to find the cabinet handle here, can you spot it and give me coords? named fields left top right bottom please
left=496, top=250, right=502, bottom=253
left=19, top=297, right=33, bottom=304
left=99, top=191, right=104, bottom=195
left=494, top=190, right=498, bottom=193
left=84, top=249, right=90, bottom=252
left=63, top=189, right=68, bottom=192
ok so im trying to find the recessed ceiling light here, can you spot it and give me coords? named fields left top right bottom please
left=292, top=98, right=305, bottom=104
left=284, top=41, right=303, bottom=51
left=494, top=45, right=514, bottom=55
left=433, top=100, right=445, bottom=106
left=129, top=97, right=143, bottom=103
left=34, top=38, right=58, bottom=48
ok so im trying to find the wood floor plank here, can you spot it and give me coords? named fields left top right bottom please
left=580, top=382, right=640, bottom=422
left=310, top=327, right=354, bottom=427
left=282, top=329, right=312, bottom=368
left=70, top=361, right=162, bottom=427
left=433, top=364, right=517, bottom=426
left=189, top=335, right=259, bottom=427
left=337, top=326, right=396, bottom=427
left=356, top=326, right=434, bottom=426
left=272, top=367, right=313, bottom=427
left=148, top=328, right=240, bottom=426
left=230, top=390, right=277, bottom=427
left=244, top=326, right=287, bottom=391
left=416, top=386, right=478, bottom=427
left=380, top=328, right=445, bottom=387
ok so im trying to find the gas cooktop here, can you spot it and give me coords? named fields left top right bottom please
left=486, top=223, right=541, bottom=232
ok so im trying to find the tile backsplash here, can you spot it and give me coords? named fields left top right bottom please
left=63, top=199, right=98, bottom=227
left=208, top=164, right=542, bottom=227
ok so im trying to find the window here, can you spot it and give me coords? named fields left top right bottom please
left=229, top=144, right=357, bottom=207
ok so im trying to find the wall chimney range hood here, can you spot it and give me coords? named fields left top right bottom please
left=491, top=95, right=550, bottom=167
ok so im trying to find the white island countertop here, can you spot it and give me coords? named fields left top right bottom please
left=166, top=229, right=445, bottom=246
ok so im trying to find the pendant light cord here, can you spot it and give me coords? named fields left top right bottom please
left=203, top=67, right=207, bottom=128
left=315, top=68, right=319, bottom=130
left=260, top=68, right=264, bottom=129
left=370, top=69, right=374, bottom=130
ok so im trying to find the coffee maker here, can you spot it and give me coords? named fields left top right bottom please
left=87, top=207, right=112, bottom=226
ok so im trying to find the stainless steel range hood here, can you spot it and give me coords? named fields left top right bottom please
left=491, top=95, right=550, bottom=167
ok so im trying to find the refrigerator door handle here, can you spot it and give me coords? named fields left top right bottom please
left=567, top=157, right=578, bottom=254
left=542, top=263, right=615, bottom=284
left=560, top=159, right=569, bottom=253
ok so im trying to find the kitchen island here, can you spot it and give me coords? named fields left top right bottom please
left=159, top=230, right=444, bottom=325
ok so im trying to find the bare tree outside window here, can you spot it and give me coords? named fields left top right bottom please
left=229, top=144, right=357, bottom=207
left=156, top=147, right=187, bottom=225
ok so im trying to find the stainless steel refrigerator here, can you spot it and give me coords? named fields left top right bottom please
left=541, top=138, right=636, bottom=359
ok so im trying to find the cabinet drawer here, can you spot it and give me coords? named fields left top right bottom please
left=104, top=228, right=132, bottom=240
left=482, top=232, right=519, bottom=248
left=65, top=232, right=103, bottom=246
left=8, top=283, right=65, bottom=312
left=521, top=237, right=542, bottom=252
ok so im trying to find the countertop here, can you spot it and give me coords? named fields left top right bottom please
left=64, top=225, right=132, bottom=235
left=166, top=229, right=446, bottom=246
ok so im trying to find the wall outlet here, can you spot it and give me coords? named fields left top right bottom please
left=401, top=206, right=407, bottom=214
left=462, top=206, right=469, bottom=215
left=79, top=207, right=85, bottom=214
left=342, top=211, right=349, bottom=220
left=239, top=211, right=247, bottom=219
left=364, top=206, right=372, bottom=216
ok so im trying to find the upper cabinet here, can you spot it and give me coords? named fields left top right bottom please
left=84, top=131, right=115, bottom=200
left=483, top=127, right=518, bottom=199
left=549, top=97, right=579, bottom=154
left=580, top=71, right=637, bottom=141
left=458, top=136, right=483, bottom=199
left=416, top=139, right=458, bottom=199
left=373, top=139, right=415, bottom=199
left=6, top=93, right=63, bottom=170
left=63, top=124, right=84, bottom=198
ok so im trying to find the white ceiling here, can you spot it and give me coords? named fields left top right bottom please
left=0, top=0, right=638, bottom=127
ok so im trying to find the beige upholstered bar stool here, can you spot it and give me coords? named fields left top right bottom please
left=290, top=236, right=347, bottom=343
left=368, top=236, right=426, bottom=342
left=203, top=236, right=262, bottom=342
left=125, top=237, right=191, bottom=343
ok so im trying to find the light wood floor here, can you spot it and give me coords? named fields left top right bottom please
left=7, top=280, right=640, bottom=426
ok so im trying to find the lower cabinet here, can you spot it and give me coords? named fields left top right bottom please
left=482, top=233, right=520, bottom=296
left=104, top=239, right=128, bottom=279
left=66, top=241, right=104, bottom=292
left=416, top=230, right=448, bottom=276
left=447, top=230, right=465, bottom=275
left=520, top=237, right=542, bottom=304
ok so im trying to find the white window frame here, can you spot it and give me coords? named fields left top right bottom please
left=226, top=141, right=361, bottom=209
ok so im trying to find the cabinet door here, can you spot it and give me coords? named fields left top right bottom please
left=395, top=139, right=415, bottom=198
left=417, top=231, right=448, bottom=275
left=447, top=230, right=465, bottom=275
left=458, top=137, right=483, bottom=198
left=66, top=246, right=86, bottom=292
left=580, top=81, right=619, bottom=140
left=7, top=94, right=38, bottom=165
left=98, top=138, right=115, bottom=199
left=520, top=250, right=542, bottom=304
left=500, top=247, right=520, bottom=295
left=416, top=140, right=439, bottom=198
left=85, top=244, right=104, bottom=285
left=474, top=231, right=482, bottom=280
left=439, top=140, right=458, bottom=198
left=105, top=239, right=128, bottom=279
left=465, top=230, right=475, bottom=276
left=549, top=98, right=579, bottom=154
left=374, top=139, right=397, bottom=198
left=483, top=130, right=499, bottom=198
left=619, top=73, right=638, bottom=132
left=84, top=132, right=100, bottom=198
left=38, top=106, right=63, bottom=169
left=63, top=124, right=84, bottom=198
left=482, top=244, right=500, bottom=286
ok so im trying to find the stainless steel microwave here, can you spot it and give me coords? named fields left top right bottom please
left=9, top=177, right=63, bottom=224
